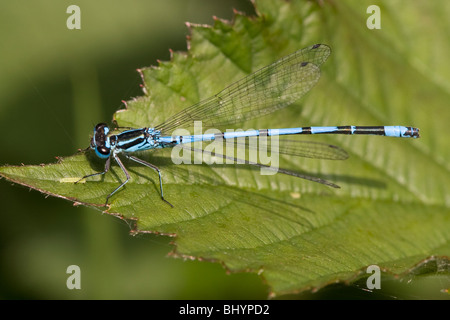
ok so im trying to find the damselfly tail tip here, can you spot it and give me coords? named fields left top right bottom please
left=409, top=127, right=420, bottom=138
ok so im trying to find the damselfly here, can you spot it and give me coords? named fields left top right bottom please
left=77, top=44, right=419, bottom=207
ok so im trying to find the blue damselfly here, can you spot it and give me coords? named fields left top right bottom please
left=77, top=44, right=419, bottom=207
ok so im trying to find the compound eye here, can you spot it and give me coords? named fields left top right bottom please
left=95, top=123, right=108, bottom=132
left=97, top=146, right=110, bottom=156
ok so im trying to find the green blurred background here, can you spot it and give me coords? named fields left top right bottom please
left=0, top=1, right=448, bottom=299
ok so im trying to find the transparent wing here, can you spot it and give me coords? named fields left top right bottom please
left=180, top=144, right=340, bottom=188
left=155, top=44, right=331, bottom=135
left=225, top=136, right=349, bottom=160
left=172, top=136, right=347, bottom=188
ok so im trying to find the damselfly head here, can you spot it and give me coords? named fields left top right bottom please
left=92, top=123, right=111, bottom=159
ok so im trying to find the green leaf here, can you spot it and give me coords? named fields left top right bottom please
left=1, top=0, right=449, bottom=296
